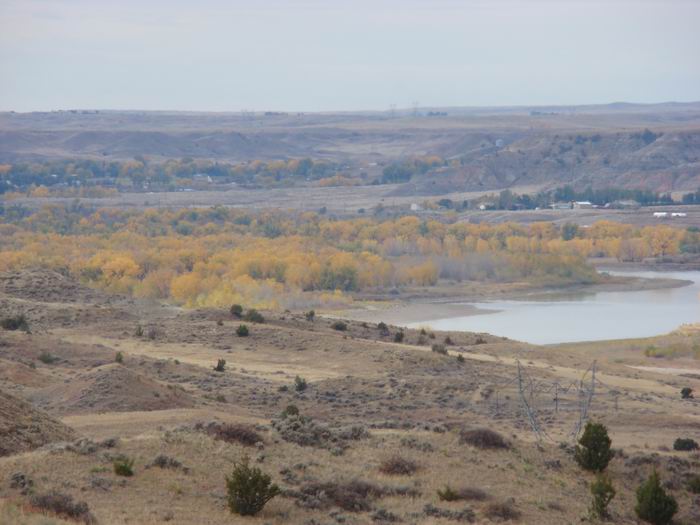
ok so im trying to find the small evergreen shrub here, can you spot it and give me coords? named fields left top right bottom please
left=635, top=470, right=677, bottom=525
left=575, top=422, right=613, bottom=472
left=209, top=423, right=262, bottom=446
left=115, top=351, right=124, bottom=364
left=680, top=387, right=693, bottom=399
left=589, top=474, right=615, bottom=520
left=444, top=336, right=453, bottom=345
left=673, top=437, right=698, bottom=451
left=135, top=324, right=144, bottom=337
left=244, top=309, right=264, bottom=323
left=331, top=320, right=347, bottom=331
left=456, top=354, right=465, bottom=363
left=230, top=304, right=243, bottom=318
left=1, top=314, right=29, bottom=332
left=437, top=486, right=488, bottom=502
left=236, top=324, right=249, bottom=337
left=305, top=310, right=315, bottom=321
left=294, top=375, right=308, bottom=392
left=213, top=358, right=226, bottom=372
left=226, top=458, right=280, bottom=516
left=393, top=331, right=404, bottom=343
left=113, top=456, right=134, bottom=477
left=377, top=322, right=389, bottom=335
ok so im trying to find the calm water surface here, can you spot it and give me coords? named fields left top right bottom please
left=407, top=271, right=700, bottom=345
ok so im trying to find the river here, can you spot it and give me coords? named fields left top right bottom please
left=406, top=271, right=700, bottom=345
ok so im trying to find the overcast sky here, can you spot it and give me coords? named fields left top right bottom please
left=1, top=0, right=698, bottom=112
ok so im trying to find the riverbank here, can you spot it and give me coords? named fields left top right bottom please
left=339, top=271, right=691, bottom=326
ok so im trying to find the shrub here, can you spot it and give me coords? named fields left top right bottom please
left=589, top=474, right=615, bottom=520
left=115, top=351, right=124, bottom=364
left=213, top=359, right=226, bottom=372
left=146, top=326, right=159, bottom=340
left=635, top=470, right=677, bottom=525
left=298, top=480, right=386, bottom=512
left=236, top=324, right=249, bottom=337
left=38, top=352, right=58, bottom=365
left=377, top=322, right=389, bottom=335
left=459, top=428, right=509, bottom=449
left=393, top=331, right=404, bottom=343
left=431, top=343, right=447, bottom=355
left=305, top=310, right=315, bottom=321
left=281, top=404, right=299, bottom=418
left=485, top=501, right=521, bottom=521
left=149, top=454, right=185, bottom=471
left=378, top=455, right=418, bottom=476
left=474, top=336, right=487, bottom=344
left=1, top=314, right=29, bottom=332
left=437, top=485, right=488, bottom=502
left=29, top=491, right=96, bottom=524
left=680, top=387, right=693, bottom=399
left=113, top=456, right=134, bottom=476
left=687, top=474, right=700, bottom=494
left=244, top=309, right=264, bottom=323
left=135, top=324, right=144, bottom=337
left=575, top=422, right=613, bottom=472
left=444, top=336, right=453, bottom=345
left=294, top=375, right=308, bottom=392
left=331, top=320, right=347, bottom=331
left=230, top=304, right=243, bottom=318
left=424, top=503, right=476, bottom=522
left=208, top=423, right=262, bottom=446
left=673, top=437, right=698, bottom=451
left=226, top=458, right=280, bottom=516
left=456, top=354, right=465, bottom=363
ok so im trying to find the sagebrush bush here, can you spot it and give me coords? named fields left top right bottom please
left=29, top=491, right=96, bottom=524
left=589, top=474, right=615, bottom=520
left=378, top=455, right=418, bottom=475
left=230, top=304, right=243, bottom=317
left=687, top=474, right=700, bottom=494
left=331, top=320, right=347, bottom=331
left=456, top=354, right=465, bottom=363
left=673, top=437, right=698, bottom=451
left=38, top=351, right=58, bottom=365
left=226, top=458, right=280, bottom=516
left=305, top=310, right=315, bottom=321
left=460, top=428, right=509, bottom=449
left=575, top=422, right=613, bottom=472
left=437, top=485, right=488, bottom=502
left=213, top=358, right=226, bottom=372
left=393, top=331, right=404, bottom=343
left=431, top=343, right=447, bottom=355
left=208, top=423, right=262, bottom=446
left=485, top=501, right=521, bottom=521
left=236, top=324, right=249, bottom=337
left=1, top=314, right=29, bottom=332
left=281, top=404, right=299, bottom=418
left=113, top=456, right=134, bottom=476
left=244, top=309, right=264, bottom=323
left=680, top=387, right=693, bottom=399
left=635, top=470, right=677, bottom=525
left=115, top=351, right=124, bottom=364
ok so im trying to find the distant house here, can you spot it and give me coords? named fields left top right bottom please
left=573, top=201, right=593, bottom=209
left=550, top=202, right=573, bottom=210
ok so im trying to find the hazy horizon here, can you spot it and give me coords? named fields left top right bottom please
left=2, top=0, right=699, bottom=113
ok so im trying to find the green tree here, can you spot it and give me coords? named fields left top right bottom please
left=635, top=470, right=677, bottom=525
left=589, top=474, right=615, bottom=520
left=575, top=422, right=613, bottom=472
left=226, top=458, right=280, bottom=516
